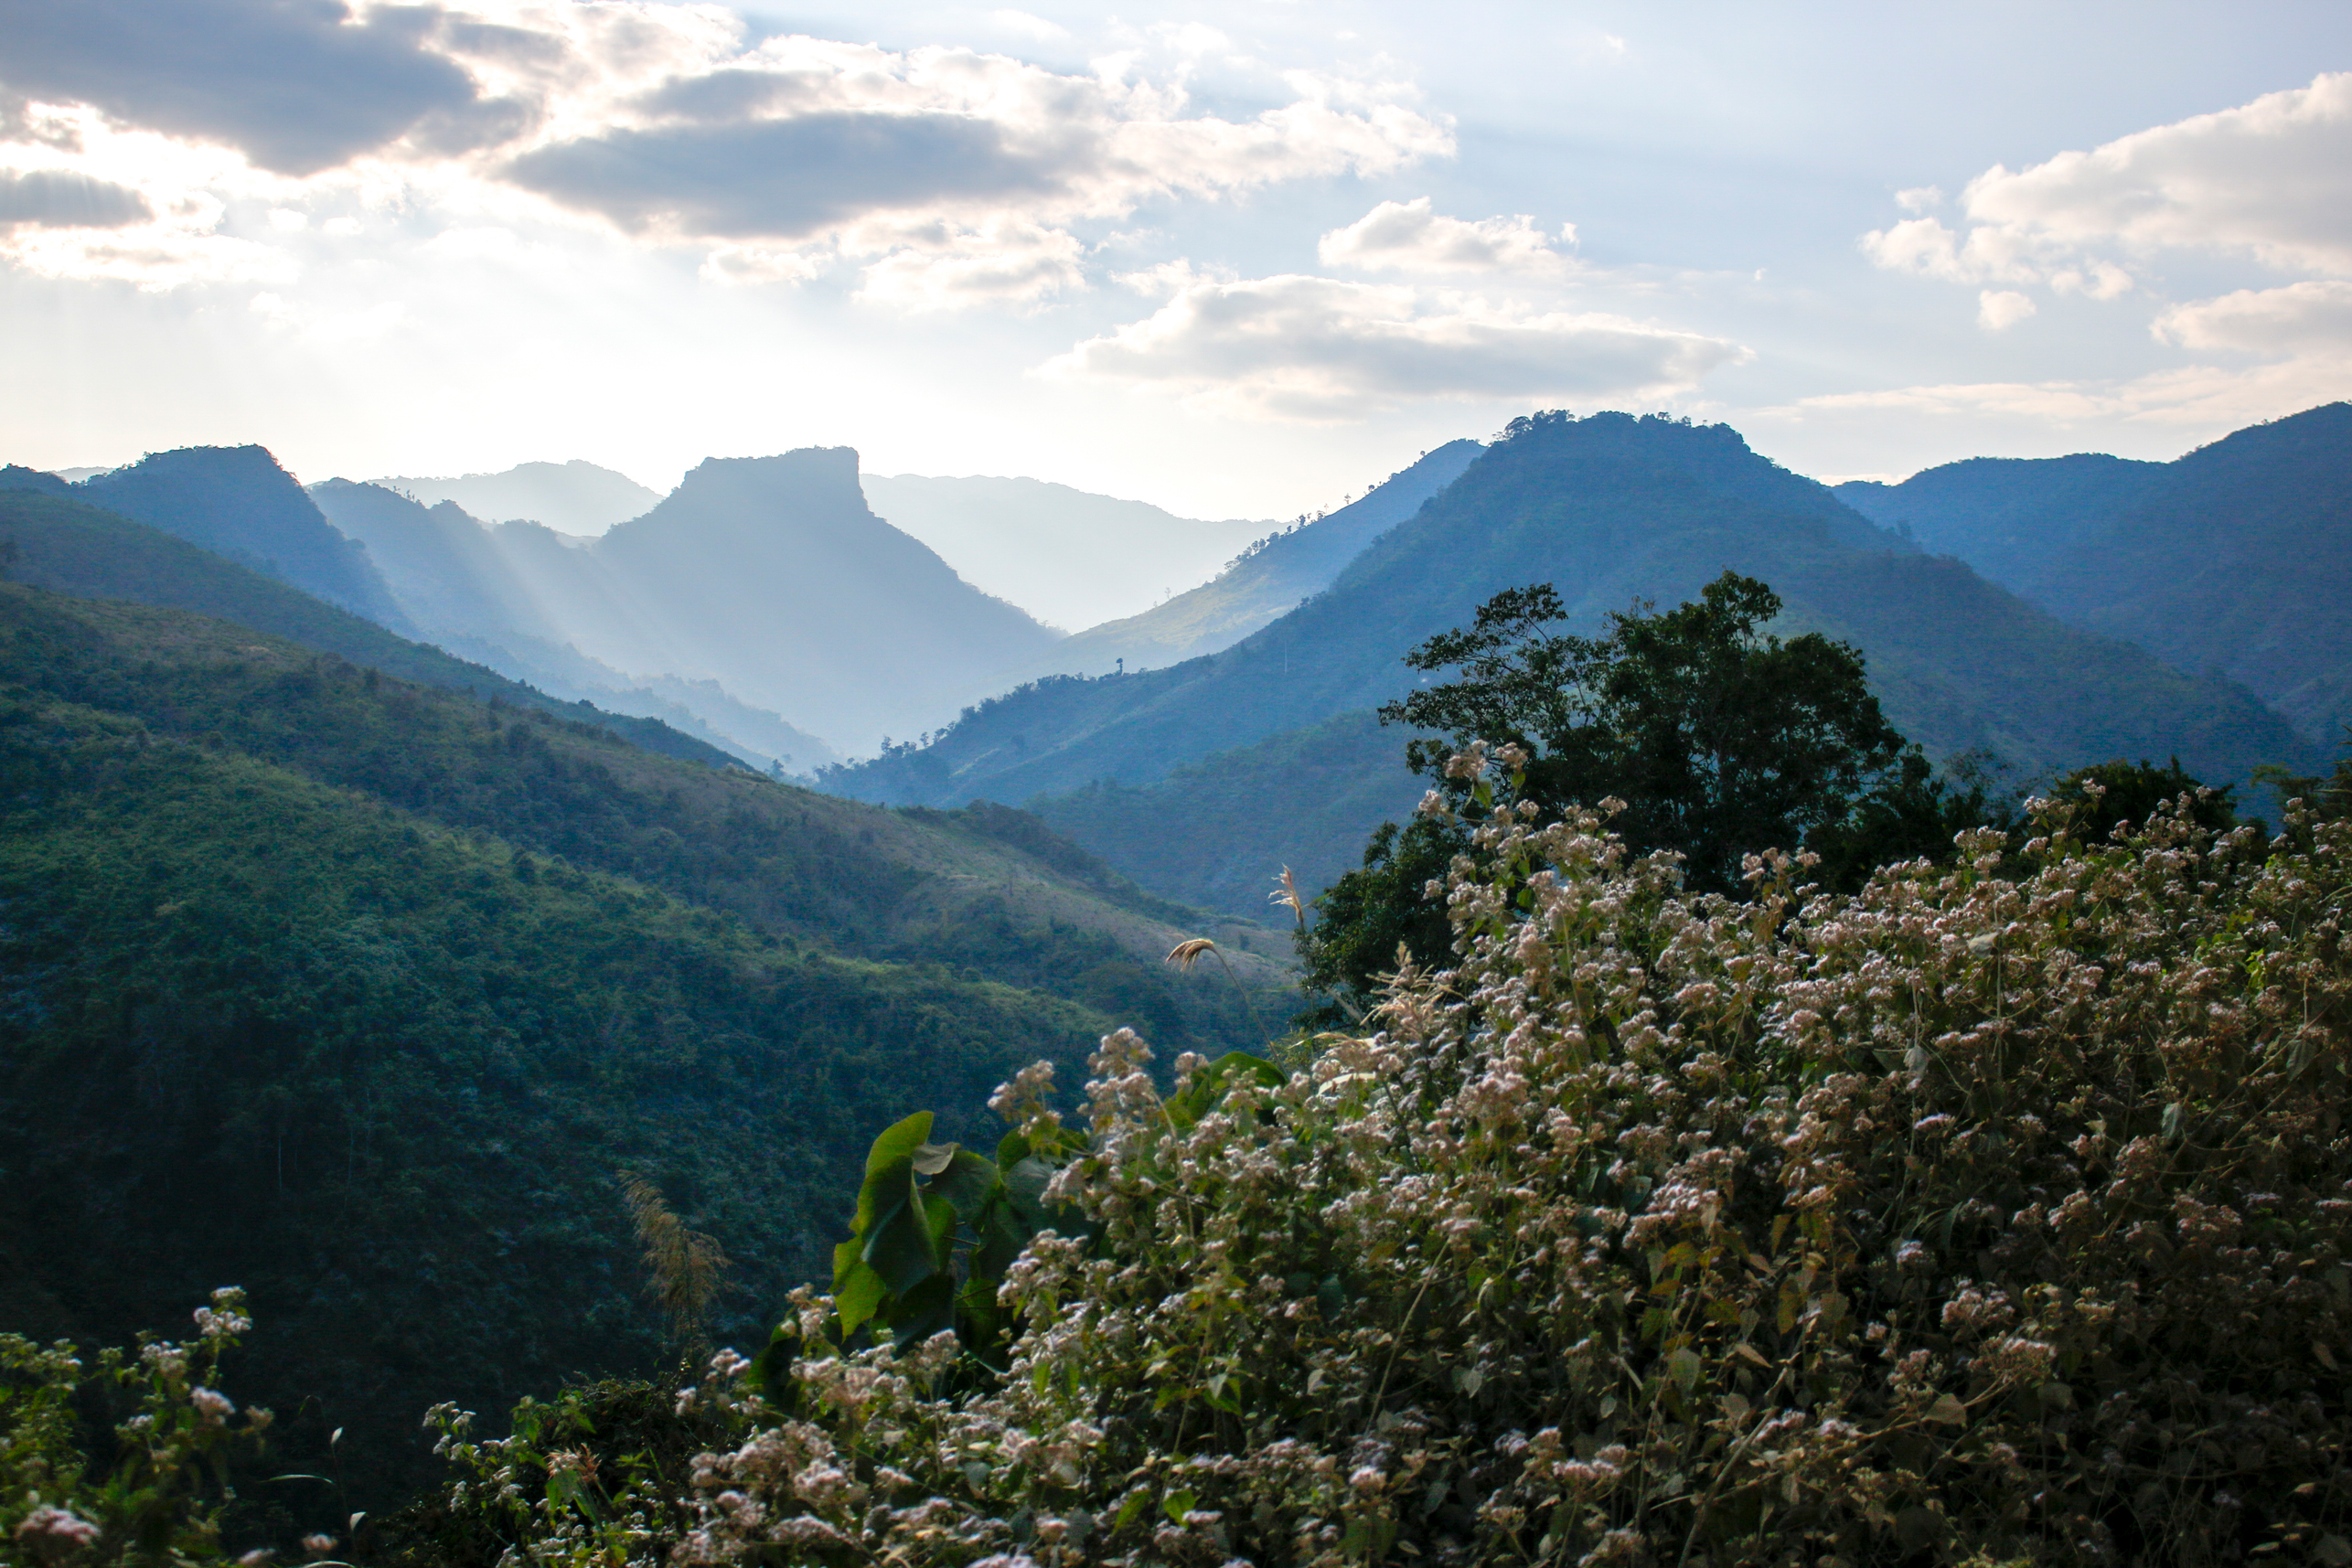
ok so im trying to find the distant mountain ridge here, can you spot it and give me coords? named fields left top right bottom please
left=373, top=459, right=663, bottom=536
left=860, top=473, right=1272, bottom=632
left=1016, top=439, right=1484, bottom=678
left=315, top=446, right=1064, bottom=755
left=0, top=485, right=750, bottom=771
left=307, top=478, right=839, bottom=770
left=833, top=411, right=2320, bottom=917
left=1838, top=401, right=2352, bottom=742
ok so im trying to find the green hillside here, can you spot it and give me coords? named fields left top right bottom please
left=839, top=411, right=2317, bottom=914
left=74, top=445, right=408, bottom=624
left=0, top=486, right=746, bottom=769
left=2022, top=401, right=2352, bottom=741
left=1833, top=450, right=2164, bottom=585
left=0, top=577, right=1286, bottom=1520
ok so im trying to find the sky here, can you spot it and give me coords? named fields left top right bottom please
left=2, top=0, right=2348, bottom=519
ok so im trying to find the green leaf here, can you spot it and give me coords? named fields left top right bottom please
left=851, top=1112, right=935, bottom=1233
left=835, top=1258, right=890, bottom=1342
left=930, top=1148, right=1001, bottom=1223
left=1666, top=1346, right=1703, bottom=1392
left=912, top=1140, right=958, bottom=1176
left=1162, top=1489, right=1198, bottom=1525
left=863, top=1179, right=946, bottom=1296
left=1927, top=1392, right=1968, bottom=1427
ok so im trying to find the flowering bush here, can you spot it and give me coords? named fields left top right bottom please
left=619, top=762, right=2352, bottom=1568
left=1, top=1289, right=279, bottom=1566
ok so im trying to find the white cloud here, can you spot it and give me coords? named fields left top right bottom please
left=1318, top=197, right=1572, bottom=274
left=1866, top=71, right=2352, bottom=296
left=852, top=219, right=1085, bottom=310
left=0, top=3, right=1456, bottom=306
left=2153, top=280, right=2352, bottom=354
left=989, top=10, right=1069, bottom=43
left=1777, top=356, right=2351, bottom=432
left=1894, top=186, right=1942, bottom=214
left=1963, top=71, right=2352, bottom=275
left=1042, top=272, right=1748, bottom=420
left=1977, top=289, right=2035, bottom=331
left=699, top=242, right=826, bottom=286
left=0, top=102, right=298, bottom=287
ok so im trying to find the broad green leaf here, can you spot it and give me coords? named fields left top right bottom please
left=847, top=1110, right=934, bottom=1236
left=863, top=1179, right=945, bottom=1296
left=912, top=1140, right=958, bottom=1176
left=930, top=1148, right=1001, bottom=1223
left=835, top=1258, right=889, bottom=1341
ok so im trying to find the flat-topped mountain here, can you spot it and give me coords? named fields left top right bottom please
left=314, top=447, right=1065, bottom=756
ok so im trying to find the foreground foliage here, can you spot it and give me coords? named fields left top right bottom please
left=396, top=756, right=2352, bottom=1566
left=2, top=1292, right=277, bottom=1566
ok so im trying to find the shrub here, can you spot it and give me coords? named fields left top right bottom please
left=1, top=1290, right=281, bottom=1567
left=637, top=756, right=2352, bottom=1568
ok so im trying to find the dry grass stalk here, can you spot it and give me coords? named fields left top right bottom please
left=619, top=1172, right=731, bottom=1349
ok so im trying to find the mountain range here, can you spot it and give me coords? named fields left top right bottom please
left=1837, top=403, right=2352, bottom=743
left=833, top=409, right=2333, bottom=916
left=15, top=404, right=2347, bottom=923
left=0, top=476, right=1286, bottom=1509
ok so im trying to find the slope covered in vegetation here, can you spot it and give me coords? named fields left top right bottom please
left=0, top=576, right=1282, bottom=1515
left=330, top=757, right=2352, bottom=1568
left=1838, top=402, right=2352, bottom=743
left=847, top=413, right=2317, bottom=919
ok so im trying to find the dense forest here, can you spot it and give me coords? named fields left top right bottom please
left=0, top=525, right=1282, bottom=1520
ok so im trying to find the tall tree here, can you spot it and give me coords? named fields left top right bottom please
left=1301, top=572, right=2006, bottom=1019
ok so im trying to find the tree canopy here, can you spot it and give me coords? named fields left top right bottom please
left=1302, top=572, right=2017, bottom=1018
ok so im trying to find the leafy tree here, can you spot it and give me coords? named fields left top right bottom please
left=2049, top=755, right=2237, bottom=839
left=1303, top=572, right=2008, bottom=1017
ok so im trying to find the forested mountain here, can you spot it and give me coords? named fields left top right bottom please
left=860, top=472, right=1272, bottom=631
left=308, top=480, right=839, bottom=770
left=0, top=486, right=747, bottom=768
left=1834, top=402, right=2352, bottom=741
left=314, top=448, right=1064, bottom=755
left=1834, top=452, right=2165, bottom=586
left=0, top=560, right=1280, bottom=1514
left=1023, top=439, right=1483, bottom=676
left=371, top=458, right=663, bottom=536
left=835, top=411, right=2319, bottom=916
left=67, top=446, right=410, bottom=625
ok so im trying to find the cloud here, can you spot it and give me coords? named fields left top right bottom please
left=0, top=0, right=489, bottom=176
left=1042, top=272, right=1748, bottom=420
left=0, top=5, right=1453, bottom=304
left=0, top=167, right=151, bottom=229
left=2154, top=280, right=2352, bottom=354
left=494, top=33, right=1449, bottom=251
left=1318, top=197, right=1571, bottom=274
left=1977, top=289, right=2035, bottom=331
left=1865, top=71, right=2352, bottom=295
left=851, top=219, right=1085, bottom=310
left=1964, top=71, right=2352, bottom=275
left=1775, top=356, right=2350, bottom=433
